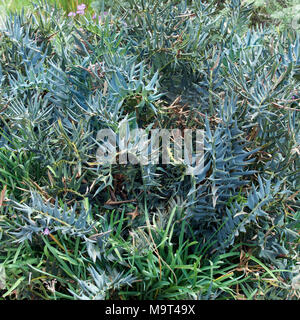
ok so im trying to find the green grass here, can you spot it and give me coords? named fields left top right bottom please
left=0, top=0, right=299, bottom=301
left=245, top=0, right=300, bottom=29
left=0, top=0, right=94, bottom=14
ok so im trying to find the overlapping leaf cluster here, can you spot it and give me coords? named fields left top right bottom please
left=0, top=0, right=299, bottom=300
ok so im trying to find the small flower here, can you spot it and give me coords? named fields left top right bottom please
left=42, top=228, right=50, bottom=235
left=92, top=11, right=108, bottom=22
left=76, top=10, right=85, bottom=15
left=77, top=4, right=86, bottom=11
left=68, top=12, right=76, bottom=17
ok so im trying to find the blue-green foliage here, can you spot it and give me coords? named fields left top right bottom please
left=8, top=193, right=94, bottom=243
left=0, top=0, right=299, bottom=299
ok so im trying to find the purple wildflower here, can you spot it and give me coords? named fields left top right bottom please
left=76, top=3, right=86, bottom=15
left=92, top=11, right=108, bottom=22
left=77, top=4, right=86, bottom=11
left=68, top=12, right=76, bottom=17
left=42, top=228, right=50, bottom=236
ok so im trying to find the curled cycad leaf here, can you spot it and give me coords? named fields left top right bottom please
left=218, top=176, right=282, bottom=250
left=70, top=266, right=136, bottom=300
left=9, top=192, right=94, bottom=242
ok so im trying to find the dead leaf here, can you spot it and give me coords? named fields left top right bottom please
left=0, top=185, right=7, bottom=207
left=127, top=206, right=139, bottom=220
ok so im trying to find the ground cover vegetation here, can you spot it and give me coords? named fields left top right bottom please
left=0, top=0, right=299, bottom=300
